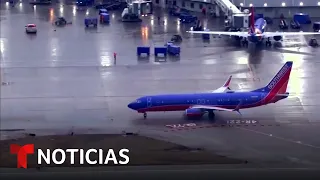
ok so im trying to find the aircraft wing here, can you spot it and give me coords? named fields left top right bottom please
left=190, top=101, right=242, bottom=115
left=188, top=31, right=320, bottom=38
left=212, top=75, right=232, bottom=93
left=187, top=31, right=251, bottom=37
left=263, top=31, right=320, bottom=38
left=190, top=105, right=235, bottom=112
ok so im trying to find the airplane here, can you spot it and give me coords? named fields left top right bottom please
left=128, top=61, right=293, bottom=120
left=187, top=7, right=320, bottom=47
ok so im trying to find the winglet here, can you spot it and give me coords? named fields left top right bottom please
left=223, top=75, right=232, bottom=88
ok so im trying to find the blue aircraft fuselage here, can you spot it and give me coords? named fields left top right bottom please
left=247, top=18, right=267, bottom=43
left=128, top=61, right=293, bottom=117
left=128, top=91, right=288, bottom=113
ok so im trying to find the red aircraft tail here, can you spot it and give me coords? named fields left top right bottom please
left=250, top=6, right=255, bottom=33
left=252, top=61, right=293, bottom=92
left=252, top=61, right=293, bottom=104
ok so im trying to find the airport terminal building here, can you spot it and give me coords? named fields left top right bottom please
left=152, top=0, right=320, bottom=17
left=153, top=0, right=217, bottom=13
left=232, top=0, right=320, bottom=7
left=234, top=0, right=320, bottom=17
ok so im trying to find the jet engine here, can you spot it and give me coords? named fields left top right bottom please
left=185, top=108, right=204, bottom=118
left=273, top=36, right=282, bottom=41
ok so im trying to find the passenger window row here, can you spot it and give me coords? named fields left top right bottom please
left=154, top=98, right=252, bottom=104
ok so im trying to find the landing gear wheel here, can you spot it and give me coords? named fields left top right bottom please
left=208, top=111, right=215, bottom=120
left=143, top=112, right=147, bottom=119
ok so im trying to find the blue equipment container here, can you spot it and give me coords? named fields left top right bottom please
left=100, top=13, right=110, bottom=23
left=165, top=41, right=174, bottom=46
left=84, top=18, right=98, bottom=27
left=168, top=45, right=180, bottom=56
left=179, top=14, right=197, bottom=23
left=76, top=0, right=94, bottom=6
left=202, top=29, right=210, bottom=40
left=154, top=47, right=167, bottom=57
left=313, top=22, right=320, bottom=32
left=99, top=9, right=108, bottom=14
left=137, top=46, right=150, bottom=56
left=293, top=13, right=311, bottom=24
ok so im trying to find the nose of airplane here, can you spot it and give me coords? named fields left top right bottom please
left=127, top=102, right=135, bottom=110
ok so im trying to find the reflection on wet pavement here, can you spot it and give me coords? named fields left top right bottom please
left=1, top=2, right=320, bottom=128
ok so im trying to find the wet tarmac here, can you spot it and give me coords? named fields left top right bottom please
left=1, top=2, right=320, bottom=167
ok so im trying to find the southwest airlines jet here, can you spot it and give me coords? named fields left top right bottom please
left=128, top=62, right=293, bottom=120
left=187, top=7, right=320, bottom=46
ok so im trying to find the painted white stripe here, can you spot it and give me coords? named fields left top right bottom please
left=236, top=127, right=320, bottom=149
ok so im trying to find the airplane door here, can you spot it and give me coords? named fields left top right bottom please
left=197, top=99, right=201, bottom=104
left=147, top=97, right=152, bottom=107
left=197, top=99, right=205, bottom=104
left=201, top=99, right=205, bottom=104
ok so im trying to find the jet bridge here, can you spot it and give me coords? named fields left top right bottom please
left=215, top=0, right=241, bottom=16
left=126, top=0, right=153, bottom=16
left=215, top=0, right=248, bottom=29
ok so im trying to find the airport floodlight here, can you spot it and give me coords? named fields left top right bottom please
left=249, top=3, right=253, bottom=7
left=264, top=3, right=267, bottom=7
left=299, top=2, right=303, bottom=6
left=281, top=2, right=286, bottom=6
left=240, top=3, right=243, bottom=6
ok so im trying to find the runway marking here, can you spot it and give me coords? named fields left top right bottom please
left=236, top=127, right=320, bottom=149
left=226, top=120, right=258, bottom=124
left=1, top=82, right=13, bottom=86
left=164, top=123, right=281, bottom=132
left=165, top=123, right=197, bottom=129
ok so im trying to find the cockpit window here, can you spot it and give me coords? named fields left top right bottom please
left=136, top=100, right=141, bottom=103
